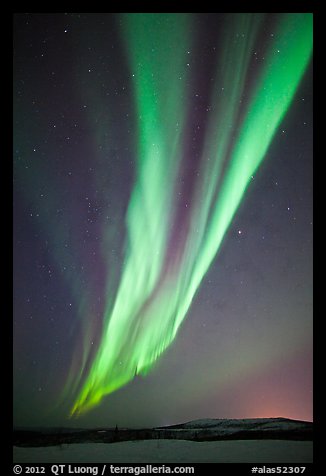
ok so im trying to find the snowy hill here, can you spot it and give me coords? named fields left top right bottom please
left=155, top=417, right=312, bottom=441
left=14, top=417, right=312, bottom=448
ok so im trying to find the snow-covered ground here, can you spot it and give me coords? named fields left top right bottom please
left=13, top=439, right=313, bottom=463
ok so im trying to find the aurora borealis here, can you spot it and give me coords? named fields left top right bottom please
left=14, top=13, right=313, bottom=428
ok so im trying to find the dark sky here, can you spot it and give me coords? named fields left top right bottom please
left=13, top=13, right=313, bottom=429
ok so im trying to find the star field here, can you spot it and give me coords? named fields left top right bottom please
left=13, top=13, right=312, bottom=428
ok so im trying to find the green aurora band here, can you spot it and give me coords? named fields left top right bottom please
left=68, top=13, right=312, bottom=416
